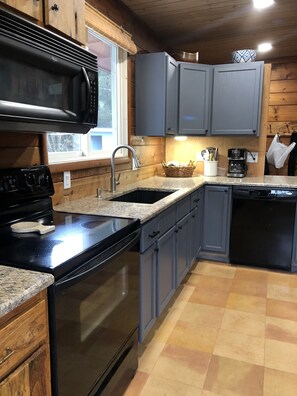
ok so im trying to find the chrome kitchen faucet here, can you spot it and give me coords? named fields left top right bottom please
left=110, top=145, right=141, bottom=192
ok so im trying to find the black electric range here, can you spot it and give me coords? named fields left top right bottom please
left=0, top=166, right=140, bottom=279
left=0, top=165, right=141, bottom=396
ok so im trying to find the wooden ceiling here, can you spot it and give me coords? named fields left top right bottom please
left=119, top=0, right=297, bottom=64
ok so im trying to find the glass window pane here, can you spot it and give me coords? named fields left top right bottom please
left=47, top=133, right=81, bottom=152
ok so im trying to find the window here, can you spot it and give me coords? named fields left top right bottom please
left=47, top=28, right=128, bottom=163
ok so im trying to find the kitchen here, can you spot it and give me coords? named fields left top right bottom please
left=1, top=0, right=297, bottom=395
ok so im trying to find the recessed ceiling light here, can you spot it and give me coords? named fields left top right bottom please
left=258, top=42, right=273, bottom=52
left=253, top=0, right=274, bottom=9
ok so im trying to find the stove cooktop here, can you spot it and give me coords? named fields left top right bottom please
left=0, top=211, right=140, bottom=279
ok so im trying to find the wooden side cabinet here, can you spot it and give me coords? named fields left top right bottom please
left=0, top=290, right=51, bottom=396
left=0, top=0, right=86, bottom=44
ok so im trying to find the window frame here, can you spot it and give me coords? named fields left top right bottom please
left=47, top=29, right=128, bottom=166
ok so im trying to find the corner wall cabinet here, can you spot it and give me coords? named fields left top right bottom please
left=0, top=0, right=86, bottom=44
left=135, top=52, right=178, bottom=136
left=135, top=51, right=264, bottom=137
left=211, top=62, right=264, bottom=136
left=0, top=290, right=51, bottom=395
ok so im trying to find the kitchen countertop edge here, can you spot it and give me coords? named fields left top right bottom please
left=0, top=266, right=54, bottom=318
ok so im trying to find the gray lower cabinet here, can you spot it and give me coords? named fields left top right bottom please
left=291, top=204, right=297, bottom=272
left=211, top=62, right=264, bottom=136
left=175, top=213, right=190, bottom=287
left=201, top=185, right=231, bottom=261
left=178, top=63, right=211, bottom=135
left=139, top=243, right=156, bottom=342
left=156, top=226, right=176, bottom=315
left=135, top=52, right=178, bottom=136
left=190, top=188, right=204, bottom=266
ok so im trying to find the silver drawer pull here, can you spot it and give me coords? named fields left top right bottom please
left=0, top=347, right=15, bottom=365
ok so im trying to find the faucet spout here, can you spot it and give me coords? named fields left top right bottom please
left=110, top=145, right=141, bottom=193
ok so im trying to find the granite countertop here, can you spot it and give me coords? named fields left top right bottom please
left=0, top=266, right=54, bottom=318
left=54, top=174, right=297, bottom=223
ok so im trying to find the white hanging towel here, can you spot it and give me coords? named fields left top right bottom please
left=266, top=134, right=296, bottom=169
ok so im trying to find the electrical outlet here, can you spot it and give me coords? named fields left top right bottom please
left=63, top=171, right=71, bottom=189
left=247, top=152, right=258, bottom=163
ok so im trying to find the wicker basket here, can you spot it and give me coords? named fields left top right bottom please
left=162, top=163, right=196, bottom=177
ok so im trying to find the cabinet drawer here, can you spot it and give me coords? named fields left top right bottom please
left=141, top=217, right=159, bottom=253
left=176, top=196, right=191, bottom=221
left=0, top=299, right=47, bottom=380
left=159, top=205, right=176, bottom=235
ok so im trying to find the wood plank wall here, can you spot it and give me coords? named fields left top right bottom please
left=266, top=62, right=297, bottom=175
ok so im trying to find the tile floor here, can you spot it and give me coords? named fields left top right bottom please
left=124, top=260, right=297, bottom=396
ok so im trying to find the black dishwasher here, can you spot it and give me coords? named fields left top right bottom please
left=230, top=186, right=297, bottom=271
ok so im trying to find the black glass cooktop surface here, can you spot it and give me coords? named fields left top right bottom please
left=0, top=211, right=140, bottom=279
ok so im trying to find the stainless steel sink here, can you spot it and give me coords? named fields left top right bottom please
left=109, top=189, right=177, bottom=204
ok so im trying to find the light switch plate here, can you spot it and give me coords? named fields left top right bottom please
left=247, top=152, right=258, bottom=163
left=63, top=171, right=71, bottom=189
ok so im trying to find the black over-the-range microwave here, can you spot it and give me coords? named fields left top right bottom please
left=0, top=8, right=98, bottom=134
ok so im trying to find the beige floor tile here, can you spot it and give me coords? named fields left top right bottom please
left=151, top=344, right=211, bottom=389
left=230, top=278, right=267, bottom=297
left=226, top=292, right=266, bottom=315
left=192, top=261, right=236, bottom=279
left=174, top=284, right=195, bottom=302
left=213, top=329, right=265, bottom=366
left=267, top=283, right=297, bottom=303
left=266, top=298, right=297, bottom=321
left=264, top=367, right=297, bottom=396
left=189, top=287, right=229, bottom=308
left=123, top=371, right=149, bottom=396
left=179, top=301, right=225, bottom=329
left=140, top=375, right=203, bottom=396
left=203, top=355, right=264, bottom=396
left=138, top=341, right=165, bottom=374
left=152, top=316, right=177, bottom=343
left=167, top=320, right=219, bottom=353
left=265, top=339, right=297, bottom=374
left=267, top=271, right=297, bottom=288
left=234, top=267, right=268, bottom=283
left=221, top=309, right=266, bottom=338
left=187, top=274, right=233, bottom=292
left=266, top=316, right=297, bottom=344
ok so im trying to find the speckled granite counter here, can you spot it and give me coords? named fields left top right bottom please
left=54, top=174, right=297, bottom=223
left=0, top=266, right=54, bottom=318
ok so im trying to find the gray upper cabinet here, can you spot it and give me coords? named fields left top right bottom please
left=210, top=62, right=264, bottom=136
left=178, top=63, right=211, bottom=135
left=135, top=52, right=178, bottom=136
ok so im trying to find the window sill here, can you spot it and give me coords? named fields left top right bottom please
left=49, top=157, right=131, bottom=174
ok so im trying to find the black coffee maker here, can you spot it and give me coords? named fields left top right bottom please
left=227, top=148, right=247, bottom=178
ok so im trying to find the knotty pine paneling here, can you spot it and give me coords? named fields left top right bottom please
left=267, top=62, right=297, bottom=175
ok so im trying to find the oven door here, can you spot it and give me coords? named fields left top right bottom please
left=49, top=229, right=140, bottom=396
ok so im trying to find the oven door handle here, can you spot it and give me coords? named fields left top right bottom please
left=55, top=229, right=140, bottom=291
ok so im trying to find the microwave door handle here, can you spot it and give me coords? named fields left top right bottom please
left=82, top=67, right=91, bottom=122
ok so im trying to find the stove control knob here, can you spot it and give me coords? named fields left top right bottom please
left=39, top=173, right=50, bottom=187
left=24, top=172, right=36, bottom=187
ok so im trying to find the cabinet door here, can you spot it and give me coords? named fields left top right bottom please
left=202, top=185, right=231, bottom=255
left=139, top=244, right=157, bottom=342
left=211, top=62, right=264, bottom=136
left=166, top=55, right=178, bottom=135
left=176, top=213, right=190, bottom=287
left=0, top=0, right=43, bottom=20
left=156, top=227, right=175, bottom=315
left=44, top=0, right=86, bottom=44
left=0, top=344, right=51, bottom=396
left=135, top=52, right=178, bottom=136
left=178, top=63, right=210, bottom=135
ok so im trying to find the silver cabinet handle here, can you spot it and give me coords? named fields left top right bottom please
left=0, top=347, right=15, bottom=365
